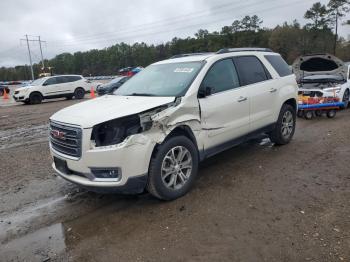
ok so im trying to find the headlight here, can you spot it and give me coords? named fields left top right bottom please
left=91, top=115, right=142, bottom=147
left=17, top=88, right=28, bottom=93
left=324, top=87, right=341, bottom=93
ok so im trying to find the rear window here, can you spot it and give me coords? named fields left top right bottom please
left=65, top=76, right=81, bottom=82
left=265, top=55, right=292, bottom=77
left=233, top=56, right=270, bottom=86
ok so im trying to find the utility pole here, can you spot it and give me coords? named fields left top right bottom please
left=38, top=36, right=45, bottom=69
left=333, top=10, right=338, bottom=55
left=20, top=35, right=47, bottom=80
left=24, top=35, right=34, bottom=80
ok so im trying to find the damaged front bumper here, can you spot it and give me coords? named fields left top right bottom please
left=50, top=128, right=156, bottom=194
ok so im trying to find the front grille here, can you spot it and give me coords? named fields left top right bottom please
left=50, top=121, right=82, bottom=158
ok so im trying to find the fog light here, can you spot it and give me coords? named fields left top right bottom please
left=90, top=168, right=121, bottom=181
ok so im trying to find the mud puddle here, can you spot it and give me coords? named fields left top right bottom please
left=0, top=223, right=66, bottom=261
left=0, top=124, right=48, bottom=150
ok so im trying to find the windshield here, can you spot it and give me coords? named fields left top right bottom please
left=31, top=77, right=48, bottom=86
left=114, top=62, right=204, bottom=97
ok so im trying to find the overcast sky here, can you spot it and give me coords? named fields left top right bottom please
left=0, top=0, right=349, bottom=67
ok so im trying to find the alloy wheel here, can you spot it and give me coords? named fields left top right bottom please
left=161, top=146, right=193, bottom=190
left=281, top=110, right=294, bottom=139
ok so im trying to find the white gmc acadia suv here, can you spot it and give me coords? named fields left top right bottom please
left=49, top=48, right=298, bottom=200
left=13, top=75, right=94, bottom=104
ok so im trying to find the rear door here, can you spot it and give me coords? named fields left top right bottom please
left=233, top=56, right=277, bottom=131
left=65, top=76, right=82, bottom=92
left=199, top=58, right=250, bottom=151
left=55, top=76, right=71, bottom=94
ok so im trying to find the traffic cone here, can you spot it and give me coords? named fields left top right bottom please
left=90, top=87, right=96, bottom=99
left=3, top=88, right=9, bottom=100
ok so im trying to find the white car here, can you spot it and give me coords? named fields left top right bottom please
left=49, top=48, right=298, bottom=200
left=293, top=54, right=350, bottom=108
left=13, top=75, right=95, bottom=104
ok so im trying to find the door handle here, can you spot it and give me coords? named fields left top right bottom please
left=269, top=88, right=277, bottom=93
left=237, top=96, right=248, bottom=102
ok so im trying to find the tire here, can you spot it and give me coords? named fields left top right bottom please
left=147, top=136, right=199, bottom=200
left=269, top=104, right=296, bottom=145
left=327, top=110, right=336, bottom=118
left=29, top=92, right=43, bottom=105
left=304, top=111, right=314, bottom=120
left=315, top=110, right=323, bottom=117
left=342, top=89, right=349, bottom=109
left=74, top=88, right=85, bottom=99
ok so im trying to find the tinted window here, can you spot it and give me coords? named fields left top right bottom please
left=234, top=56, right=269, bottom=86
left=65, top=76, right=81, bottom=82
left=56, top=76, right=67, bottom=84
left=119, top=77, right=129, bottom=84
left=202, top=59, right=240, bottom=94
left=44, top=77, right=58, bottom=86
left=265, top=55, right=292, bottom=77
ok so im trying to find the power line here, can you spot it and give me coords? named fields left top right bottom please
left=50, top=0, right=260, bottom=43
left=20, top=35, right=46, bottom=80
left=51, top=0, right=278, bottom=45
left=52, top=0, right=314, bottom=49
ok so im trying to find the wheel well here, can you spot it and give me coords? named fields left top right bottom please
left=167, top=126, right=198, bottom=147
left=75, top=87, right=85, bottom=92
left=30, top=91, right=43, bottom=98
left=150, top=125, right=199, bottom=160
left=283, top=98, right=297, bottom=112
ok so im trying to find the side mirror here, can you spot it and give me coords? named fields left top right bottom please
left=198, top=86, right=215, bottom=98
left=42, top=82, right=48, bottom=86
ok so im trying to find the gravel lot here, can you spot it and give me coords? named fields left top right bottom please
left=0, top=97, right=349, bottom=262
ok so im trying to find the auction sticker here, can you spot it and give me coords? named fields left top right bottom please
left=174, top=68, right=194, bottom=73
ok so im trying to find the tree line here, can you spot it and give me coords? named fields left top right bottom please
left=0, top=0, right=349, bottom=81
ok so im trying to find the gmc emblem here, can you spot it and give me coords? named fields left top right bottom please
left=51, top=130, right=66, bottom=140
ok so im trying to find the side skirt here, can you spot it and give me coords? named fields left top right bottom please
left=199, top=123, right=276, bottom=161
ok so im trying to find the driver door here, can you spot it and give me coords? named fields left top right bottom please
left=42, top=77, right=61, bottom=97
left=199, top=59, right=250, bottom=152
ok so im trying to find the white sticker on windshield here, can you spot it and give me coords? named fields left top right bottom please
left=174, top=68, right=194, bottom=73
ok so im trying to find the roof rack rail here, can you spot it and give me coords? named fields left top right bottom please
left=216, top=48, right=273, bottom=54
left=170, top=52, right=213, bottom=59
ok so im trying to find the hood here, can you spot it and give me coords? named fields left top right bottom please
left=292, top=54, right=347, bottom=82
left=15, top=85, right=34, bottom=91
left=50, top=95, right=176, bottom=128
left=97, top=83, right=114, bottom=91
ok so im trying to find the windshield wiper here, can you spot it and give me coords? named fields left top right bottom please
left=127, top=93, right=156, bottom=97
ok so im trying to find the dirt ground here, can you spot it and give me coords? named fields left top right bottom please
left=0, top=95, right=349, bottom=262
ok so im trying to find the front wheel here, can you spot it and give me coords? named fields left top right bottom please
left=29, top=92, right=43, bottom=104
left=147, top=136, right=199, bottom=200
left=269, top=104, right=296, bottom=145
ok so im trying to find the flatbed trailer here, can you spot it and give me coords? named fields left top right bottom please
left=298, top=102, right=345, bottom=119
